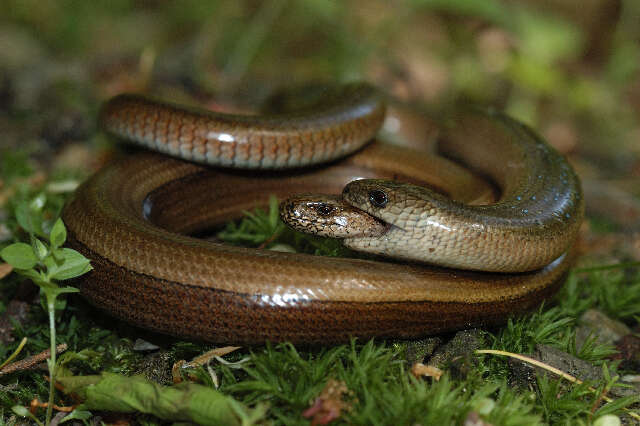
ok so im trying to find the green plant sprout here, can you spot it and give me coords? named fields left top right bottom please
left=1, top=194, right=92, bottom=426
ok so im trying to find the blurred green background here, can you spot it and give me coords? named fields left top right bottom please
left=1, top=1, right=640, bottom=424
left=1, top=0, right=638, bottom=166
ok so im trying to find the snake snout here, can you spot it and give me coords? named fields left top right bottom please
left=280, top=194, right=387, bottom=238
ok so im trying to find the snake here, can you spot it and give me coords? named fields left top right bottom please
left=62, top=83, right=584, bottom=344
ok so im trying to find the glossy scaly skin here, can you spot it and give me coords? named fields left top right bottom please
left=286, top=112, right=584, bottom=272
left=99, top=83, right=385, bottom=169
left=62, top=85, right=583, bottom=343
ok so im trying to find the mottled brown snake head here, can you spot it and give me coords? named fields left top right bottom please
left=279, top=194, right=388, bottom=238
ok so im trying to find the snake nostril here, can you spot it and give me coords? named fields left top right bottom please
left=368, top=189, right=388, bottom=208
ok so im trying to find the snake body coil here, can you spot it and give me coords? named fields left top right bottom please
left=63, top=84, right=583, bottom=344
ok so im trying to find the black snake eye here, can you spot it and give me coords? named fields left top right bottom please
left=368, top=189, right=388, bottom=208
left=316, top=204, right=334, bottom=216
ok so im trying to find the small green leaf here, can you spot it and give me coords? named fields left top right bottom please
left=56, top=372, right=263, bottom=425
left=11, top=405, right=32, bottom=417
left=12, top=404, right=43, bottom=426
left=50, top=286, right=80, bottom=297
left=15, top=198, right=45, bottom=236
left=32, top=237, right=49, bottom=261
left=48, top=248, right=92, bottom=280
left=1, top=243, right=38, bottom=270
left=50, top=218, right=67, bottom=248
left=60, top=409, right=92, bottom=424
left=15, top=202, right=34, bottom=234
left=593, top=414, right=621, bottom=426
left=30, top=193, right=47, bottom=211
left=51, top=247, right=65, bottom=263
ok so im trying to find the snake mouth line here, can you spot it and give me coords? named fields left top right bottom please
left=341, top=201, right=404, bottom=236
left=365, top=215, right=397, bottom=235
left=341, top=215, right=399, bottom=240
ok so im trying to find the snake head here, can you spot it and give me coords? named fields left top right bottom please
left=279, top=194, right=387, bottom=238
left=342, top=179, right=442, bottom=228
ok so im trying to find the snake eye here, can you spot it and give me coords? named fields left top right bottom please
left=368, top=189, right=388, bottom=208
left=316, top=204, right=335, bottom=216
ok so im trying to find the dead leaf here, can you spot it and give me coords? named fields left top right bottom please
left=411, top=362, right=443, bottom=381
left=302, top=379, right=353, bottom=425
left=0, top=263, right=13, bottom=279
left=172, top=346, right=241, bottom=383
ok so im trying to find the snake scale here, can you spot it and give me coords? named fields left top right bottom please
left=62, top=83, right=583, bottom=344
